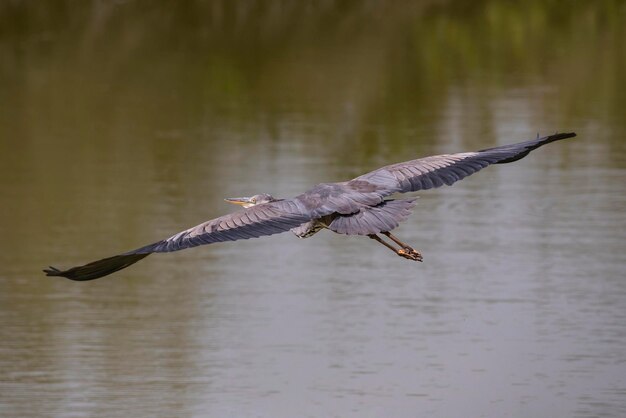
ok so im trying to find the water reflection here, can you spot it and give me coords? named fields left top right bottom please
left=1, top=1, right=625, bottom=417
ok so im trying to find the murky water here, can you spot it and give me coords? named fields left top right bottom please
left=1, top=1, right=625, bottom=417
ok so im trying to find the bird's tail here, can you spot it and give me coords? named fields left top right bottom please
left=43, top=253, right=151, bottom=281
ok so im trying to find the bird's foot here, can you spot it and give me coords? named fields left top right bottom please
left=408, top=248, right=423, bottom=261
left=397, top=248, right=423, bottom=262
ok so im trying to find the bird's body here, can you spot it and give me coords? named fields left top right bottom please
left=291, top=217, right=333, bottom=238
left=45, top=132, right=576, bottom=281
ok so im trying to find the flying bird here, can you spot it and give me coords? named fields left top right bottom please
left=44, top=132, right=575, bottom=281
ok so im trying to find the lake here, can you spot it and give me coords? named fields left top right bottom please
left=1, top=1, right=625, bottom=417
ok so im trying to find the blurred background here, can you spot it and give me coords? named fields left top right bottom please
left=1, top=1, right=625, bottom=417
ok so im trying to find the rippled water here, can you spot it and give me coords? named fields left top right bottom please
left=1, top=2, right=625, bottom=417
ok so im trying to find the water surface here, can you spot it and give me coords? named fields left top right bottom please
left=1, top=2, right=625, bottom=417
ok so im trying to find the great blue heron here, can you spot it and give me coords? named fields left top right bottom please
left=44, top=132, right=575, bottom=281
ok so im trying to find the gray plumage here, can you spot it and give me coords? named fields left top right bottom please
left=44, top=132, right=575, bottom=281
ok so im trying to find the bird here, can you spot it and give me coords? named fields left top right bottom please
left=44, top=132, right=575, bottom=281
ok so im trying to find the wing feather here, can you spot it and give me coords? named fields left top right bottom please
left=352, top=133, right=575, bottom=195
left=44, top=199, right=311, bottom=281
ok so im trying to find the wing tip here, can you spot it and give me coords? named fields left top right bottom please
left=534, top=131, right=576, bottom=148
left=42, top=265, right=86, bottom=281
left=43, top=266, right=62, bottom=276
left=547, top=131, right=576, bottom=141
left=43, top=253, right=151, bottom=281
left=43, top=266, right=85, bottom=281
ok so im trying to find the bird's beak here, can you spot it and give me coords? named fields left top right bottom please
left=224, top=197, right=253, bottom=206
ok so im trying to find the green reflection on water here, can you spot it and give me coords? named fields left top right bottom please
left=1, top=1, right=624, bottom=141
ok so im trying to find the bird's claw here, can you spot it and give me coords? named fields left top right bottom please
left=398, top=248, right=423, bottom=262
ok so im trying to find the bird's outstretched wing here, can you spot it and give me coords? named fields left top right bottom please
left=44, top=199, right=310, bottom=281
left=351, top=133, right=576, bottom=196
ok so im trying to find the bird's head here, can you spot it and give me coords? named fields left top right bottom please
left=224, top=193, right=278, bottom=208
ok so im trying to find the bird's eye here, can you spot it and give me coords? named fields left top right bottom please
left=251, top=197, right=257, bottom=203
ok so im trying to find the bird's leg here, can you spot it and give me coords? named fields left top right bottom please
left=368, top=234, right=422, bottom=262
left=381, top=231, right=412, bottom=248
left=381, top=231, right=423, bottom=261
left=368, top=234, right=398, bottom=252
